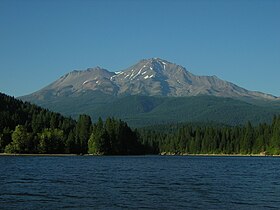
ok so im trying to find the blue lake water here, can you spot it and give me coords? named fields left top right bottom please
left=0, top=155, right=280, bottom=209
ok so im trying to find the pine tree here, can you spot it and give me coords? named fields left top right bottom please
left=76, top=115, right=92, bottom=154
left=268, top=116, right=280, bottom=155
left=242, top=122, right=254, bottom=154
left=38, top=128, right=64, bottom=154
left=0, top=128, right=12, bottom=152
left=88, top=124, right=109, bottom=155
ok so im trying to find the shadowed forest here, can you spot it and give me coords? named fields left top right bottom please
left=1, top=92, right=280, bottom=155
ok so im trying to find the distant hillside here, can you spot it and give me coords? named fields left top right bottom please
left=20, top=90, right=280, bottom=127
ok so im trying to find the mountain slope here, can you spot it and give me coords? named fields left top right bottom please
left=21, top=58, right=277, bottom=100
left=19, top=58, right=280, bottom=127
left=112, top=58, right=277, bottom=100
left=25, top=67, right=118, bottom=101
left=20, top=92, right=280, bottom=127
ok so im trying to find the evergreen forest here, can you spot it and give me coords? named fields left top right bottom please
left=1, top=92, right=280, bottom=155
left=0, top=93, right=143, bottom=154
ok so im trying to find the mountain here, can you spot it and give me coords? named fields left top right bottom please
left=20, top=58, right=280, bottom=127
left=112, top=58, right=277, bottom=100
left=23, top=58, right=277, bottom=100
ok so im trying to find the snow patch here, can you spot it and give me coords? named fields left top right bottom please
left=150, top=67, right=153, bottom=70
left=83, top=80, right=89, bottom=85
left=110, top=75, right=117, bottom=81
left=138, top=65, right=147, bottom=73
left=125, top=74, right=130, bottom=78
left=129, top=73, right=134, bottom=79
left=132, top=68, right=142, bottom=80
left=142, top=71, right=147, bottom=75
left=160, top=61, right=166, bottom=70
left=144, top=75, right=154, bottom=79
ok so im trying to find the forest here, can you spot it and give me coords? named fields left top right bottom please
left=140, top=117, right=280, bottom=155
left=0, top=93, right=144, bottom=154
left=1, top=92, right=280, bottom=155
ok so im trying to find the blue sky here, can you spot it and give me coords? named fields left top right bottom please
left=0, top=0, right=279, bottom=97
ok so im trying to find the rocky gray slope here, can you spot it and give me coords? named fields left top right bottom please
left=22, top=58, right=277, bottom=100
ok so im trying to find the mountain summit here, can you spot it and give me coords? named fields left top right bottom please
left=19, top=58, right=280, bottom=126
left=23, top=58, right=277, bottom=100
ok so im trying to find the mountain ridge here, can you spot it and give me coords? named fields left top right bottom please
left=21, top=58, right=278, bottom=101
left=19, top=58, right=280, bottom=127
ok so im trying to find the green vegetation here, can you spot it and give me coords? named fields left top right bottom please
left=1, top=92, right=280, bottom=155
left=139, top=116, right=280, bottom=155
left=0, top=92, right=142, bottom=155
left=23, top=92, right=280, bottom=127
left=88, top=117, right=144, bottom=155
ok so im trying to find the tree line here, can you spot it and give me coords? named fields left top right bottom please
left=139, top=116, right=280, bottom=155
left=0, top=93, right=143, bottom=154
left=1, top=92, right=280, bottom=155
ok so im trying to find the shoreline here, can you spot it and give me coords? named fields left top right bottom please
left=0, top=153, right=80, bottom=157
left=160, top=152, right=280, bottom=157
left=0, top=153, right=279, bottom=157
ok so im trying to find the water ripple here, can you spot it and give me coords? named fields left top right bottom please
left=1, top=156, right=280, bottom=209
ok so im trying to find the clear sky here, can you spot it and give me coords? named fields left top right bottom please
left=0, top=0, right=279, bottom=97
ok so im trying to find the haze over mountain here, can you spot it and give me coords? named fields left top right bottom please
left=23, top=58, right=277, bottom=101
left=20, top=58, right=280, bottom=127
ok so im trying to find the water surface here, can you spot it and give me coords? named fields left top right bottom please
left=0, top=156, right=280, bottom=209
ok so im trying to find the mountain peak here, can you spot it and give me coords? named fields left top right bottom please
left=86, top=66, right=103, bottom=71
left=113, top=58, right=173, bottom=83
left=141, top=57, right=171, bottom=68
left=21, top=58, right=278, bottom=100
left=145, top=57, right=168, bottom=62
left=68, top=66, right=105, bottom=75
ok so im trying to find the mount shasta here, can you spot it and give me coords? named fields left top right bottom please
left=20, top=58, right=280, bottom=127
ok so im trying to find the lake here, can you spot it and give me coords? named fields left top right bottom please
left=0, top=155, right=280, bottom=209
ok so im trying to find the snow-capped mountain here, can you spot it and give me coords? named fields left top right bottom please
left=111, top=58, right=276, bottom=99
left=23, top=58, right=277, bottom=100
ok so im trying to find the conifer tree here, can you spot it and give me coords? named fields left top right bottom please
left=76, top=114, right=92, bottom=154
